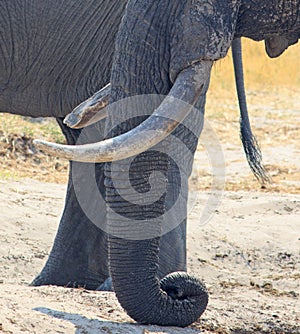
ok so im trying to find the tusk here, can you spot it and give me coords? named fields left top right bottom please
left=64, top=84, right=111, bottom=129
left=34, top=61, right=213, bottom=163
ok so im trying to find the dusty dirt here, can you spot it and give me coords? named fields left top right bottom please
left=0, top=180, right=299, bottom=333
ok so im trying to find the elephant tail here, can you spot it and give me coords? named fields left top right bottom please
left=231, top=38, right=270, bottom=185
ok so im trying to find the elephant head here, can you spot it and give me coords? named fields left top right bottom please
left=34, top=0, right=300, bottom=327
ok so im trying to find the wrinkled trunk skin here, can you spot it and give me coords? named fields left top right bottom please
left=105, top=1, right=209, bottom=326
left=0, top=1, right=126, bottom=288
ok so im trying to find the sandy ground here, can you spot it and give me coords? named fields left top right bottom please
left=0, top=178, right=299, bottom=334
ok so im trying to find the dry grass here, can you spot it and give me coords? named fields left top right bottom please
left=203, top=39, right=300, bottom=194
left=210, top=38, right=300, bottom=93
left=0, top=116, right=68, bottom=183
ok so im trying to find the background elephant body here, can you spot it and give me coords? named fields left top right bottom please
left=0, top=0, right=127, bottom=289
left=0, top=1, right=122, bottom=117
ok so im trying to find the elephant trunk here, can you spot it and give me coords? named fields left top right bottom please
left=105, top=151, right=208, bottom=327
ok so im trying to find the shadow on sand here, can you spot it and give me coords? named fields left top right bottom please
left=34, top=307, right=202, bottom=334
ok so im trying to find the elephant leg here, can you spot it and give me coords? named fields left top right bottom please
left=32, top=118, right=110, bottom=290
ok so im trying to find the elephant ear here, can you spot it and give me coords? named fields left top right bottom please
left=265, top=35, right=298, bottom=58
left=170, top=0, right=241, bottom=82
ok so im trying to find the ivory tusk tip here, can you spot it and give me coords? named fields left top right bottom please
left=63, top=114, right=81, bottom=128
left=33, top=139, right=56, bottom=151
left=33, top=139, right=46, bottom=147
left=33, top=139, right=73, bottom=160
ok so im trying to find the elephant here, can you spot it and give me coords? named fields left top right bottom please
left=35, top=0, right=300, bottom=327
left=4, top=0, right=298, bottom=328
left=0, top=0, right=249, bottom=294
